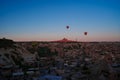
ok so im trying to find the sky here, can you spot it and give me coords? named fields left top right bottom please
left=0, top=0, right=120, bottom=41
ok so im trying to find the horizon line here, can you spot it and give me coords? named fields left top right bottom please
left=1, top=37, right=120, bottom=42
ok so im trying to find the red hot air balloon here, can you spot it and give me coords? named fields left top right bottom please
left=84, top=32, right=87, bottom=35
left=66, top=26, right=69, bottom=29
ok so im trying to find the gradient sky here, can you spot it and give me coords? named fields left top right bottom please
left=0, top=0, right=120, bottom=41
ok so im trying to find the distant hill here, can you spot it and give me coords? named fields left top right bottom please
left=52, top=38, right=77, bottom=43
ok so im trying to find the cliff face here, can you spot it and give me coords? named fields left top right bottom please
left=0, top=39, right=36, bottom=67
left=0, top=44, right=33, bottom=66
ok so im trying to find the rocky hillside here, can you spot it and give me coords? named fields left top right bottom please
left=0, top=38, right=82, bottom=67
left=0, top=38, right=120, bottom=68
left=0, top=39, right=32, bottom=67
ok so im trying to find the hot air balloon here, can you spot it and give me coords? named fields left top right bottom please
left=84, top=32, right=87, bottom=35
left=66, top=26, right=69, bottom=29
